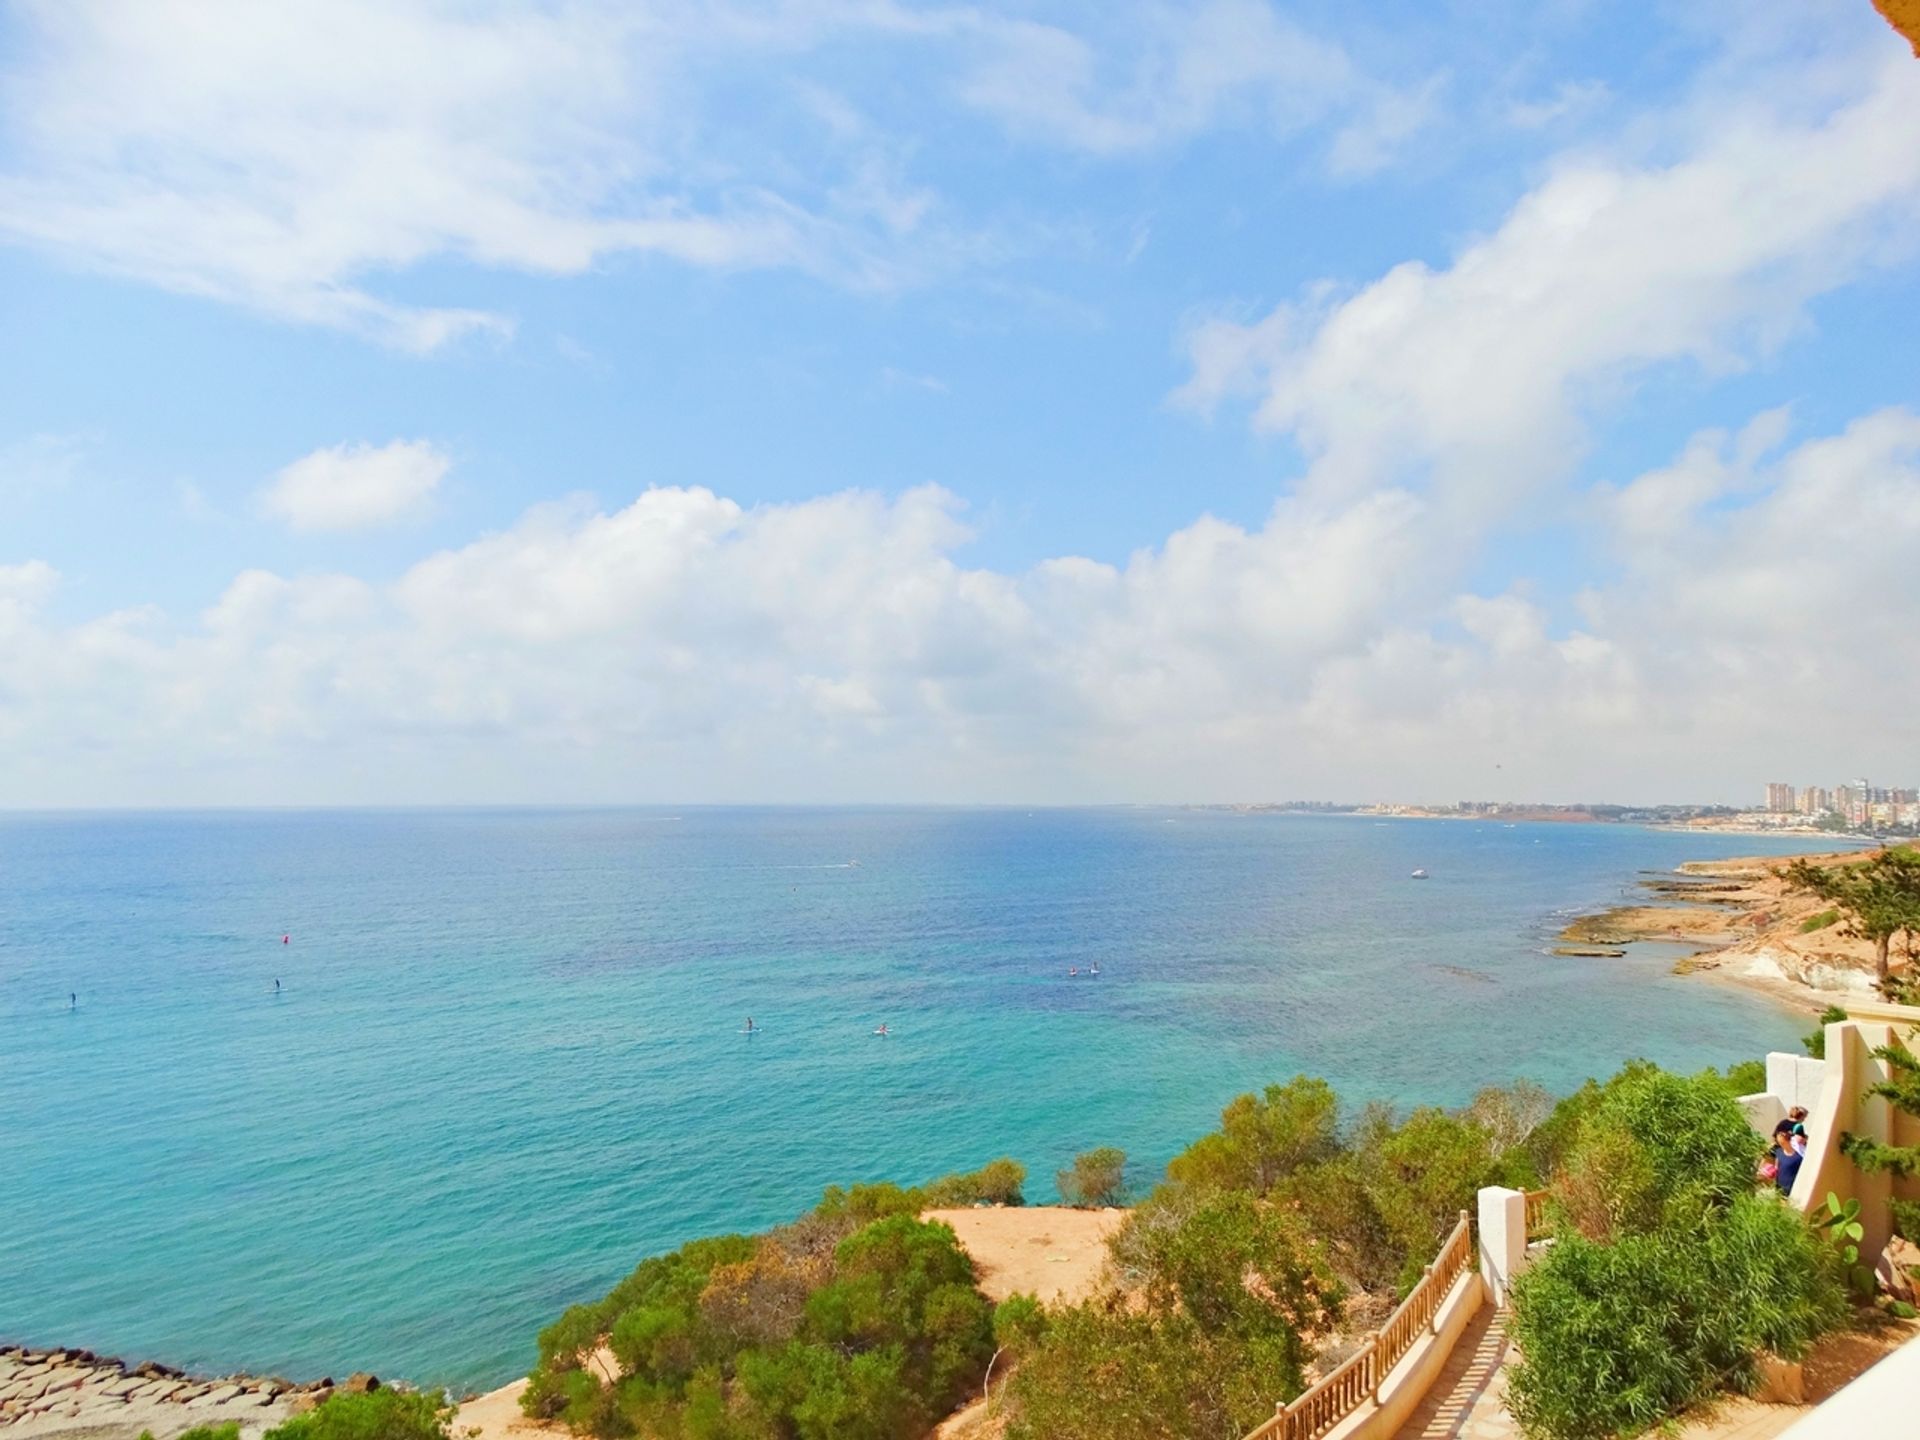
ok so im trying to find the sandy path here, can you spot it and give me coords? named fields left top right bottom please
left=453, top=1349, right=614, bottom=1440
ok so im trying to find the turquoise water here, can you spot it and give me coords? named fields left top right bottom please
left=0, top=809, right=1837, bottom=1391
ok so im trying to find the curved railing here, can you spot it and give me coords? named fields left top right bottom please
left=1243, top=1210, right=1474, bottom=1440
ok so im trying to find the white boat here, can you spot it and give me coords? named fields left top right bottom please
left=1411, top=868, right=1430, bottom=879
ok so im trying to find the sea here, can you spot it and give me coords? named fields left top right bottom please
left=0, top=807, right=1847, bottom=1392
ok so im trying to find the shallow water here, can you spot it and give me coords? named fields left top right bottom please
left=0, top=808, right=1834, bottom=1389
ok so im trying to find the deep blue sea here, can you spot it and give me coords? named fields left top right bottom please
left=0, top=809, right=1843, bottom=1391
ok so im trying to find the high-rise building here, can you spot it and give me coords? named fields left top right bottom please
left=1765, top=782, right=1796, bottom=813
left=1850, top=778, right=1871, bottom=828
left=1798, top=786, right=1830, bottom=815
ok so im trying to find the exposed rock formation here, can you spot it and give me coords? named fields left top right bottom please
left=1559, top=848, right=1898, bottom=1004
left=0, top=1345, right=342, bottom=1440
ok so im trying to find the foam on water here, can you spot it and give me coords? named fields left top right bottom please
left=0, top=808, right=1835, bottom=1390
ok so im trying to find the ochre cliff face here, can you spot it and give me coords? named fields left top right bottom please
left=1876, top=0, right=1920, bottom=56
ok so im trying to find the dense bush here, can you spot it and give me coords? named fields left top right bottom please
left=1507, top=1194, right=1843, bottom=1440
left=922, top=1157, right=1027, bottom=1208
left=815, top=1157, right=1027, bottom=1218
left=142, top=1426, right=241, bottom=1440
left=1550, top=1062, right=1762, bottom=1243
left=1056, top=1147, right=1128, bottom=1208
left=1003, top=1305, right=1299, bottom=1440
left=1263, top=1098, right=1532, bottom=1292
left=1510, top=1066, right=1845, bottom=1439
left=1165, top=1076, right=1340, bottom=1193
left=525, top=1213, right=992, bottom=1440
left=266, top=1390, right=452, bottom=1440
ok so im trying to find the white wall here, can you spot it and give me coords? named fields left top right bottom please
left=1764, top=1051, right=1829, bottom=1113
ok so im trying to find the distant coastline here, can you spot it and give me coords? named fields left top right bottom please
left=1184, top=800, right=1892, bottom=840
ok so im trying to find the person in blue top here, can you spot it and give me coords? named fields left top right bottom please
left=1771, top=1122, right=1804, bottom=1196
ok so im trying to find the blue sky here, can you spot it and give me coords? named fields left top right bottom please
left=2, top=1, right=1918, bottom=806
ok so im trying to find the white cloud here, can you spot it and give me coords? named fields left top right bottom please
left=0, top=433, right=87, bottom=498
left=2, top=22, right=1915, bottom=805
left=1175, top=54, right=1920, bottom=519
left=952, top=0, right=1429, bottom=165
left=2, top=405, right=1918, bottom=806
left=0, top=559, right=59, bottom=612
left=261, top=440, right=450, bottom=533
left=880, top=366, right=949, bottom=393
left=0, top=1, right=949, bottom=347
left=0, top=1, right=1418, bottom=346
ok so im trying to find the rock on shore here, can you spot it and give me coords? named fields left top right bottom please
left=1557, top=848, right=1890, bottom=1005
left=0, top=1346, right=342, bottom=1440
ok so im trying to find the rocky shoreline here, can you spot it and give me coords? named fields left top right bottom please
left=0, top=1345, right=370, bottom=1440
left=1555, top=847, right=1886, bottom=1010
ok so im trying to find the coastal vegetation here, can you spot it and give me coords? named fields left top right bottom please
left=521, top=1065, right=1850, bottom=1440
left=268, top=1389, right=453, bottom=1440
left=139, top=1390, right=455, bottom=1440
left=1055, top=1147, right=1128, bottom=1208
left=1506, top=1065, right=1845, bottom=1439
left=521, top=1172, right=1007, bottom=1439
left=989, top=1079, right=1548, bottom=1438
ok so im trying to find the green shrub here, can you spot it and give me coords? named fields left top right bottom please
left=527, top=1212, right=990, bottom=1440
left=266, top=1390, right=452, bottom=1440
left=1140, top=1189, right=1341, bottom=1340
left=814, top=1182, right=925, bottom=1223
left=1257, top=1103, right=1522, bottom=1293
left=973, top=1157, right=1027, bottom=1206
left=1697, top=1059, right=1768, bottom=1097
left=991, top=1293, right=1047, bottom=1354
left=1551, top=1063, right=1761, bottom=1241
left=1165, top=1076, right=1339, bottom=1193
left=920, top=1158, right=1027, bottom=1208
left=141, top=1427, right=240, bottom=1440
left=1800, top=908, right=1841, bottom=933
left=1002, top=1306, right=1295, bottom=1440
left=1507, top=1194, right=1843, bottom=1440
left=1270, top=1152, right=1399, bottom=1290
left=1525, top=1079, right=1603, bottom=1178
left=1363, top=1107, right=1516, bottom=1288
left=1056, top=1147, right=1128, bottom=1207
left=1892, top=1196, right=1920, bottom=1241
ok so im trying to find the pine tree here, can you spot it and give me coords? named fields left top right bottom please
left=1783, top=848, right=1920, bottom=994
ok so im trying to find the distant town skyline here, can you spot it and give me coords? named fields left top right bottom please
left=3, top=3, right=1919, bottom=806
